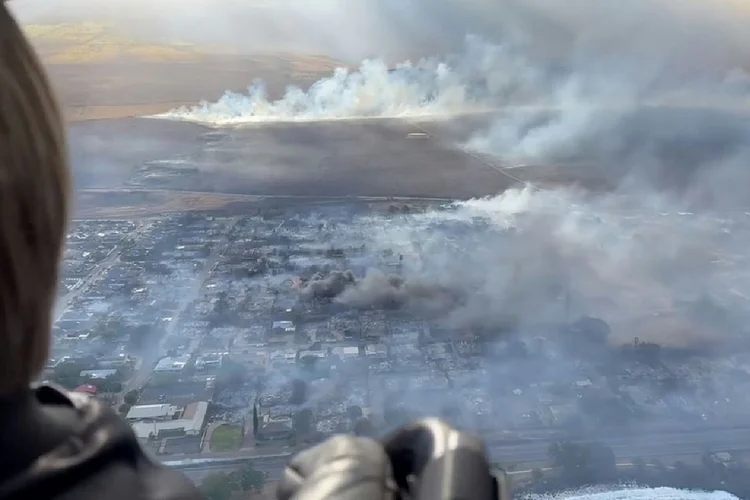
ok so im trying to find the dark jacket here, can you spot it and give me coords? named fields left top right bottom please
left=0, top=384, right=203, bottom=500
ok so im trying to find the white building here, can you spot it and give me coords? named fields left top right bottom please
left=130, top=401, right=208, bottom=440
left=272, top=320, right=296, bottom=333
left=154, top=354, right=190, bottom=373
left=195, top=353, right=223, bottom=370
left=365, top=343, right=388, bottom=359
left=79, top=369, right=118, bottom=379
left=269, top=349, right=297, bottom=366
left=298, top=349, right=327, bottom=360
left=126, top=403, right=180, bottom=422
left=332, top=346, right=360, bottom=359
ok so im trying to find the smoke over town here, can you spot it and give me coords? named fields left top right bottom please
left=290, top=186, right=750, bottom=349
left=39, top=1, right=750, bottom=497
left=301, top=268, right=462, bottom=312
left=128, top=0, right=750, bottom=354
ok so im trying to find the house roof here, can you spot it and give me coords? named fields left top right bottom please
left=154, top=355, right=190, bottom=372
left=79, top=369, right=118, bottom=379
left=74, top=384, right=97, bottom=394
left=126, top=403, right=177, bottom=420
left=130, top=401, right=208, bottom=439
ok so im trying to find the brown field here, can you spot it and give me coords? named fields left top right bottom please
left=73, top=191, right=266, bottom=219
left=26, top=23, right=345, bottom=122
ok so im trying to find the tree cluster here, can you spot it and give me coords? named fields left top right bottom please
left=50, top=358, right=128, bottom=393
left=200, top=463, right=265, bottom=500
left=216, top=357, right=247, bottom=391
left=547, top=440, right=617, bottom=486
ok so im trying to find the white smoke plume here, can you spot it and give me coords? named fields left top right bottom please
left=145, top=0, right=750, bottom=127
left=151, top=39, right=749, bottom=133
left=151, top=37, right=551, bottom=125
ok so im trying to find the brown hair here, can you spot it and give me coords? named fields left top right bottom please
left=0, top=5, right=70, bottom=393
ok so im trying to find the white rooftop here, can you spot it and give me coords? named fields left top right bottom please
left=333, top=346, right=359, bottom=357
left=154, top=354, right=191, bottom=372
left=126, top=403, right=178, bottom=421
left=272, top=321, right=296, bottom=332
left=130, top=401, right=208, bottom=439
left=79, top=369, right=118, bottom=379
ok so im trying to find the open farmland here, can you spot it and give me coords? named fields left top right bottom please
left=27, top=23, right=345, bottom=121
left=25, top=23, right=205, bottom=63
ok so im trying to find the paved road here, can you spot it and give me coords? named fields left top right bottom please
left=487, top=429, right=750, bottom=464
left=172, top=427, right=750, bottom=482
left=407, top=119, right=542, bottom=191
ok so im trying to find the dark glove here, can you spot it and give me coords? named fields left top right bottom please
left=277, top=435, right=399, bottom=500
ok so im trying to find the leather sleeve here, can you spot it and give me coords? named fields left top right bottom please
left=0, top=386, right=203, bottom=500
left=277, top=435, right=397, bottom=500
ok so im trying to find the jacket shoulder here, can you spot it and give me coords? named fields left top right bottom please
left=0, top=385, right=203, bottom=500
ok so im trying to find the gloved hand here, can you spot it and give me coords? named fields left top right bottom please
left=277, top=435, right=399, bottom=500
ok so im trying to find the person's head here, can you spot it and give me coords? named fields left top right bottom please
left=0, top=4, right=70, bottom=393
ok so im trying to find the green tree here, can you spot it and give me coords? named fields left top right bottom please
left=200, top=472, right=234, bottom=500
left=651, top=458, right=667, bottom=473
left=547, top=442, right=565, bottom=465
left=353, top=417, right=375, bottom=437
left=346, top=405, right=363, bottom=421
left=229, top=463, right=265, bottom=492
left=97, top=378, right=122, bottom=393
left=214, top=291, right=231, bottom=316
left=588, top=442, right=617, bottom=481
left=51, top=359, right=91, bottom=388
left=123, top=389, right=139, bottom=406
left=290, top=379, right=307, bottom=405
left=569, top=316, right=610, bottom=344
left=94, top=316, right=129, bottom=341
left=299, top=356, right=318, bottom=373
left=632, top=456, right=647, bottom=475
left=128, top=325, right=152, bottom=351
left=531, top=468, right=544, bottom=482
left=548, top=441, right=616, bottom=486
left=216, top=357, right=247, bottom=390
left=294, top=408, right=314, bottom=438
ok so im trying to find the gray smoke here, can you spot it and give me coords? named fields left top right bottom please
left=337, top=270, right=462, bottom=311
left=299, top=270, right=355, bottom=301
left=299, top=269, right=462, bottom=311
left=334, top=184, right=750, bottom=350
left=13, top=0, right=750, bottom=71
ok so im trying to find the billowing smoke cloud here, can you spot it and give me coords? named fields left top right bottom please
left=147, top=0, right=750, bottom=126
left=13, top=0, right=750, bottom=72
left=299, top=270, right=356, bottom=301
left=300, top=269, right=461, bottom=311
left=339, top=185, right=750, bottom=349
left=151, top=37, right=551, bottom=125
